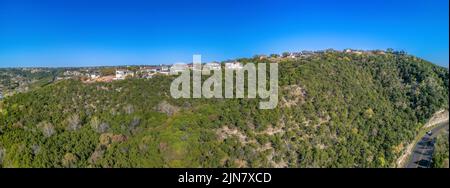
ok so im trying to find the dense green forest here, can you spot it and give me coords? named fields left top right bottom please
left=432, top=133, right=449, bottom=168
left=0, top=51, right=448, bottom=167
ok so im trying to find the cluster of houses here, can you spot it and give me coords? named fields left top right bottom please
left=343, top=49, right=387, bottom=55
left=255, top=49, right=389, bottom=60
left=61, top=69, right=101, bottom=80
left=115, top=65, right=170, bottom=80
left=58, top=49, right=394, bottom=82
left=115, top=62, right=244, bottom=80
left=256, top=50, right=323, bottom=60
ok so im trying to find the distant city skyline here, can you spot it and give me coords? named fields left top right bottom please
left=0, top=0, right=448, bottom=67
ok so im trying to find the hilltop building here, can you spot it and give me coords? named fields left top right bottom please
left=203, top=62, right=221, bottom=71
left=170, top=63, right=189, bottom=73
left=225, top=62, right=243, bottom=69
left=115, top=69, right=134, bottom=80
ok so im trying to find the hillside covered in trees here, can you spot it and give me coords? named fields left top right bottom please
left=432, top=133, right=449, bottom=168
left=0, top=51, right=448, bottom=167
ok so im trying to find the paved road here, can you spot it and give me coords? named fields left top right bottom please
left=406, top=121, right=449, bottom=168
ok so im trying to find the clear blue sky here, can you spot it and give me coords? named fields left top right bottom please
left=0, top=0, right=448, bottom=67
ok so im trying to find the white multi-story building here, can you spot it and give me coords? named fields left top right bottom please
left=115, top=69, right=134, bottom=80
left=203, top=62, right=221, bottom=71
left=170, top=63, right=188, bottom=73
left=225, top=62, right=243, bottom=70
left=90, top=72, right=100, bottom=79
left=160, top=65, right=169, bottom=72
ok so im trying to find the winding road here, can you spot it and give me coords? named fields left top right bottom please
left=406, top=121, right=449, bottom=168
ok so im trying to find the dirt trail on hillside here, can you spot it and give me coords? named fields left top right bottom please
left=424, top=110, right=449, bottom=128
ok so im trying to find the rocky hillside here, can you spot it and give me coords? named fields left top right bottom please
left=0, top=51, right=448, bottom=167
